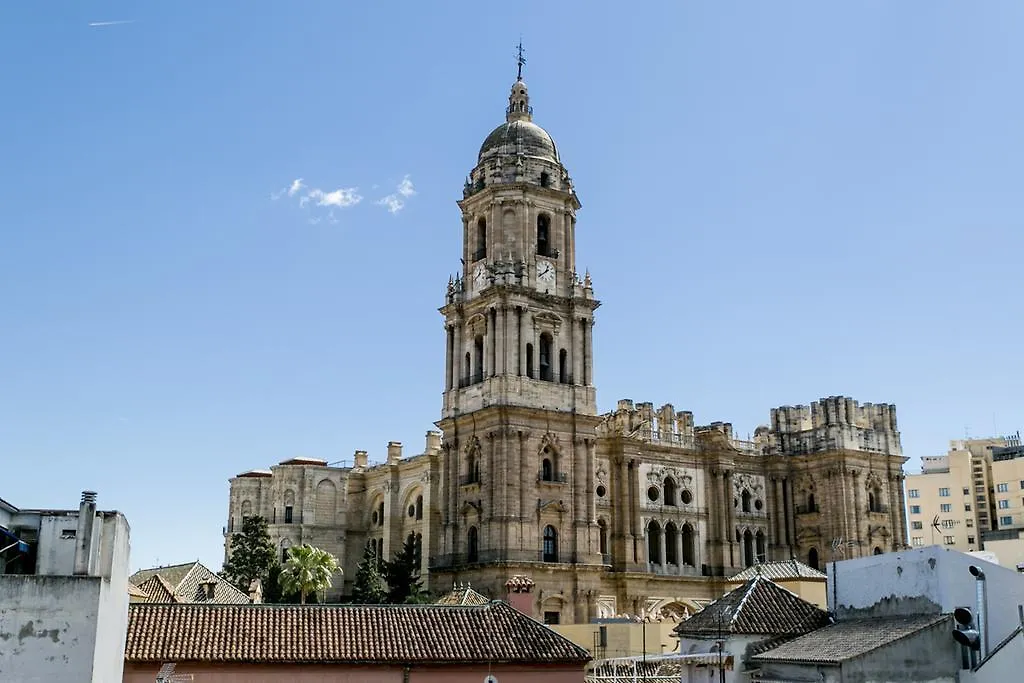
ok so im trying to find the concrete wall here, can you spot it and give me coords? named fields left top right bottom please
left=961, top=628, right=1024, bottom=683
left=124, top=663, right=585, bottom=683
left=553, top=621, right=677, bottom=659
left=0, top=575, right=102, bottom=682
left=91, top=513, right=131, bottom=683
left=829, top=546, right=1024, bottom=643
left=837, top=617, right=958, bottom=683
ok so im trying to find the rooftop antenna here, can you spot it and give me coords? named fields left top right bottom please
left=930, top=514, right=941, bottom=546
left=516, top=39, right=526, bottom=81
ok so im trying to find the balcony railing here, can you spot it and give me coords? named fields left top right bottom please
left=867, top=505, right=890, bottom=514
left=430, top=549, right=582, bottom=567
left=538, top=472, right=569, bottom=484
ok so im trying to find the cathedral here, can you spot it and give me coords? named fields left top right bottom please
left=225, top=66, right=909, bottom=624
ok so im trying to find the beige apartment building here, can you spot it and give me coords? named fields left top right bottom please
left=905, top=433, right=1023, bottom=562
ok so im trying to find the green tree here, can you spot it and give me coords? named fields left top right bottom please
left=221, top=516, right=277, bottom=596
left=278, top=544, right=340, bottom=604
left=351, top=543, right=388, bottom=604
left=384, top=535, right=427, bottom=604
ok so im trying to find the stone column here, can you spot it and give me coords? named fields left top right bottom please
left=586, top=440, right=596, bottom=523
left=852, top=471, right=862, bottom=556
left=573, top=317, right=584, bottom=385
left=453, top=321, right=463, bottom=388
left=510, top=306, right=520, bottom=376
left=584, top=318, right=594, bottom=385
left=445, top=325, right=453, bottom=391
left=675, top=528, right=684, bottom=574
left=518, top=308, right=528, bottom=378
left=532, top=316, right=540, bottom=379
left=495, top=306, right=506, bottom=375
left=887, top=474, right=900, bottom=550
left=785, top=478, right=796, bottom=547
left=659, top=525, right=667, bottom=572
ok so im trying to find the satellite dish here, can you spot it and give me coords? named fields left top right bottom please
left=484, top=675, right=499, bottom=683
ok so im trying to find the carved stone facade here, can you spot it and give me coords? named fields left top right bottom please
left=224, top=72, right=909, bottom=618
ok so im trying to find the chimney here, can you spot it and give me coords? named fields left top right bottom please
left=354, top=450, right=368, bottom=468
left=505, top=575, right=536, bottom=617
left=387, top=441, right=403, bottom=465
left=425, top=431, right=441, bottom=454
left=73, top=491, right=98, bottom=576
left=248, top=578, right=264, bottom=604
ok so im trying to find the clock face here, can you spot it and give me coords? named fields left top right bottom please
left=537, top=259, right=555, bottom=285
left=473, top=263, right=488, bottom=289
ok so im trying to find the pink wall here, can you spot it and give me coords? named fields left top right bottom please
left=124, top=662, right=585, bottom=683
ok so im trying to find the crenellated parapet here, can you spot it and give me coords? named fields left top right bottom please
left=766, top=396, right=901, bottom=457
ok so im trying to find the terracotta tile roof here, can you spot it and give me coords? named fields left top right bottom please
left=674, top=575, right=830, bottom=638
left=436, top=583, right=491, bottom=606
left=125, top=602, right=591, bottom=665
left=129, top=561, right=250, bottom=605
left=751, top=614, right=951, bottom=664
left=728, top=559, right=826, bottom=582
left=128, top=583, right=150, bottom=599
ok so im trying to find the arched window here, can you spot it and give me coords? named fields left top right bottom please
left=741, top=489, right=751, bottom=513
left=473, top=335, right=484, bottom=384
left=868, top=492, right=875, bottom=513
left=466, top=452, right=478, bottom=484
left=540, top=171, right=550, bottom=188
left=526, top=343, right=534, bottom=378
left=463, top=352, right=471, bottom=386
left=475, top=218, right=486, bottom=259
left=541, top=457, right=553, bottom=482
left=283, top=490, right=295, bottom=524
left=467, top=526, right=479, bottom=563
left=558, top=348, right=568, bottom=384
left=647, top=521, right=662, bottom=564
left=873, top=546, right=883, bottom=555
left=755, top=531, right=766, bottom=563
left=665, top=522, right=678, bottom=565
left=743, top=530, right=754, bottom=567
left=598, top=519, right=608, bottom=555
left=543, top=525, right=558, bottom=562
left=807, top=492, right=816, bottom=512
left=664, top=478, right=677, bottom=506
left=377, top=501, right=385, bottom=527
left=682, top=524, right=695, bottom=566
left=808, top=547, right=819, bottom=570
left=537, top=214, right=550, bottom=256
left=539, top=333, right=553, bottom=381
left=415, top=494, right=423, bottom=520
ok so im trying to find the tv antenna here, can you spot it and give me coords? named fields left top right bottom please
left=930, top=515, right=942, bottom=545
left=156, top=663, right=193, bottom=682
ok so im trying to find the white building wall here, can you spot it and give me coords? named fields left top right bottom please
left=829, top=545, right=1024, bottom=645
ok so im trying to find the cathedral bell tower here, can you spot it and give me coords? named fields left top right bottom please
left=434, top=56, right=604, bottom=602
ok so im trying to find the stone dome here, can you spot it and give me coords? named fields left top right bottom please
left=478, top=119, right=560, bottom=164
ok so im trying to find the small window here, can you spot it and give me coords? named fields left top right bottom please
left=908, top=489, right=920, bottom=498
left=964, top=487, right=970, bottom=495
left=1000, top=516, right=1013, bottom=526
left=977, top=495, right=987, bottom=502
left=1019, top=480, right=1024, bottom=490
left=944, top=536, right=956, bottom=545
left=911, top=521, right=923, bottom=530
left=596, top=484, right=606, bottom=498
left=998, top=500, right=1009, bottom=509
left=647, top=486, right=660, bottom=502
left=543, top=611, right=560, bottom=625
left=663, top=478, right=676, bottom=506
left=475, top=218, right=487, bottom=260
left=965, top=504, right=972, bottom=511
left=415, top=495, right=423, bottom=520
left=940, top=504, right=952, bottom=513
left=408, top=504, right=416, bottom=518
left=284, top=506, right=293, bottom=524
left=537, top=214, right=550, bottom=256
left=968, top=535, right=976, bottom=544
left=754, top=498, right=763, bottom=511
left=911, top=537, right=924, bottom=547
left=967, top=519, right=974, bottom=527
left=540, top=171, right=550, bottom=188
left=910, top=505, right=921, bottom=514
left=377, top=501, right=385, bottom=527
left=939, top=488, right=950, bottom=497
left=681, top=489, right=693, bottom=505
left=543, top=525, right=558, bottom=562
left=467, top=526, right=479, bottom=563
left=60, top=529, right=76, bottom=539
left=997, top=483, right=1009, bottom=493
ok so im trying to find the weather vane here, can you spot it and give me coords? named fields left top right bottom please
left=516, top=40, right=526, bottom=81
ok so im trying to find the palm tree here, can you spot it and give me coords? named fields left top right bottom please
left=279, top=544, right=340, bottom=604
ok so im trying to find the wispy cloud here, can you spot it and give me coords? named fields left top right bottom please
left=274, top=177, right=363, bottom=223
left=89, top=20, right=135, bottom=27
left=376, top=175, right=416, bottom=214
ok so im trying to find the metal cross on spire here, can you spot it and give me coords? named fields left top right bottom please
left=516, top=40, right=526, bottom=81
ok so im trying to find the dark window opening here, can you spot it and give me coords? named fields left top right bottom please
left=543, top=611, right=560, bottom=625
left=873, top=546, right=883, bottom=555
left=467, top=526, right=479, bottom=563
left=681, top=489, right=693, bottom=505
left=755, top=531, right=766, bottom=563
left=284, top=506, right=293, bottom=524
left=526, top=343, right=534, bottom=378
left=377, top=501, right=385, bottom=527
left=741, top=489, right=751, bottom=513
left=415, top=495, right=423, bottom=520
left=537, top=214, right=550, bottom=256
left=596, top=484, right=607, bottom=498
left=808, top=547, right=819, bottom=570
left=473, top=335, right=484, bottom=384
left=647, top=521, right=661, bottom=564
left=665, top=523, right=678, bottom=564
left=558, top=348, right=568, bottom=384
left=466, top=453, right=479, bottom=484
left=598, top=520, right=608, bottom=555
left=807, top=493, right=816, bottom=511
left=541, top=455, right=553, bottom=481
left=664, top=478, right=677, bottom=506
left=543, top=525, right=558, bottom=562
left=539, top=333, right=553, bottom=381
left=743, top=530, right=754, bottom=567
left=682, top=524, right=695, bottom=566
left=475, top=218, right=487, bottom=260
left=540, top=172, right=550, bottom=188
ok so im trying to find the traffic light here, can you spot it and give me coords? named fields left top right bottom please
left=952, top=606, right=980, bottom=651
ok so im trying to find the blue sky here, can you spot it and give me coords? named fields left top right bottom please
left=2, top=1, right=1022, bottom=572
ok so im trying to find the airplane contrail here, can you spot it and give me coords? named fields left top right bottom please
left=88, top=20, right=135, bottom=27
